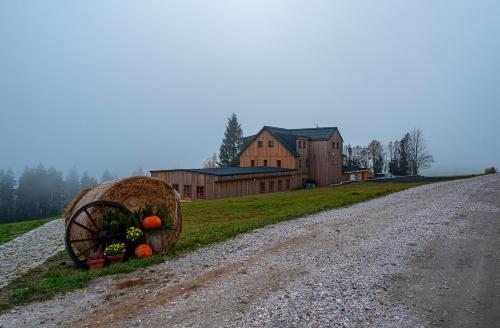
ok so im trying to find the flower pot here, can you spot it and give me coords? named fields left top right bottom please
left=106, top=253, right=125, bottom=264
left=87, top=258, right=105, bottom=270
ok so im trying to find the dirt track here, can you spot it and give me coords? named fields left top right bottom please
left=1, top=175, right=499, bottom=327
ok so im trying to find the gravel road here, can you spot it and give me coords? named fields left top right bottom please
left=0, top=219, right=64, bottom=288
left=1, top=175, right=499, bottom=327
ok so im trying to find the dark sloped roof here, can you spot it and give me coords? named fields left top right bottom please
left=240, top=135, right=255, bottom=152
left=343, top=165, right=372, bottom=173
left=150, top=167, right=297, bottom=177
left=238, top=126, right=340, bottom=158
left=269, top=126, right=339, bottom=141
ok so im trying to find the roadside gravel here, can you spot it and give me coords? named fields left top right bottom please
left=0, top=219, right=64, bottom=288
left=0, top=175, right=499, bottom=327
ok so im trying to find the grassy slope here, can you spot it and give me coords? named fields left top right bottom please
left=0, top=217, right=59, bottom=245
left=0, top=182, right=426, bottom=312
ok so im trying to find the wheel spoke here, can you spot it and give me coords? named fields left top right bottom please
left=72, top=220, right=98, bottom=235
left=84, top=209, right=100, bottom=232
left=77, top=242, right=100, bottom=256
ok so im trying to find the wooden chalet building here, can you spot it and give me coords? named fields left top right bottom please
left=342, top=165, right=374, bottom=182
left=151, top=126, right=344, bottom=200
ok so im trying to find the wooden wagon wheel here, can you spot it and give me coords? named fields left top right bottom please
left=65, top=200, right=133, bottom=268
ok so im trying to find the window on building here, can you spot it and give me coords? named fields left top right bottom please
left=298, top=141, right=302, bottom=149
left=183, top=185, right=192, bottom=198
left=332, top=142, right=335, bottom=149
left=259, top=181, right=266, bottom=193
left=268, top=140, right=274, bottom=147
left=269, top=181, right=274, bottom=192
left=172, top=184, right=179, bottom=192
left=298, top=159, right=302, bottom=168
left=285, top=179, right=291, bottom=190
left=196, top=186, right=204, bottom=199
left=258, top=140, right=263, bottom=148
left=263, top=159, right=268, bottom=166
left=337, top=142, right=340, bottom=150
left=278, top=180, right=283, bottom=191
left=306, top=159, right=309, bottom=168
left=251, top=160, right=255, bottom=167
left=303, top=141, right=306, bottom=149
left=277, top=160, right=282, bottom=168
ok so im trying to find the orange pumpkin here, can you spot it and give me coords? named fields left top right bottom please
left=142, top=215, right=161, bottom=230
left=134, top=244, right=153, bottom=258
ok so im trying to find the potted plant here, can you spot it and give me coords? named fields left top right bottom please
left=126, top=227, right=144, bottom=244
left=87, top=251, right=105, bottom=270
left=104, top=242, right=126, bottom=264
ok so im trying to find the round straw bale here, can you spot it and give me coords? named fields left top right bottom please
left=64, top=176, right=182, bottom=254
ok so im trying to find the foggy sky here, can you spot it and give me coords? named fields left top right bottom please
left=1, top=0, right=499, bottom=179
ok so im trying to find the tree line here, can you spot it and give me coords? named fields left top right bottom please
left=344, top=128, right=434, bottom=176
left=0, top=165, right=146, bottom=223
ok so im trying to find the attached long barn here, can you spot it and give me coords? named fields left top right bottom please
left=150, top=167, right=301, bottom=200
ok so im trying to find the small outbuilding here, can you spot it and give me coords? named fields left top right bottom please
left=342, top=165, right=374, bottom=182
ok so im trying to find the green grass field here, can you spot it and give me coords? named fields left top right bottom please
left=0, top=216, right=60, bottom=245
left=0, top=181, right=427, bottom=312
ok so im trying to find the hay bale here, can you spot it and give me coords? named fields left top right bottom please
left=485, top=167, right=497, bottom=175
left=64, top=176, right=182, bottom=254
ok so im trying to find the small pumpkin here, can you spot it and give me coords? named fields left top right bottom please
left=134, top=244, right=153, bottom=258
left=142, top=215, right=161, bottom=230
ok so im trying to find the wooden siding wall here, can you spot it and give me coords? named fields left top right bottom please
left=308, top=130, right=343, bottom=186
left=239, top=130, right=296, bottom=169
left=151, top=171, right=302, bottom=200
left=296, top=138, right=309, bottom=175
left=215, top=174, right=301, bottom=199
left=151, top=171, right=216, bottom=200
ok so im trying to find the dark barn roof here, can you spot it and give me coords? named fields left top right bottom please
left=150, top=167, right=297, bottom=177
left=239, top=126, right=341, bottom=158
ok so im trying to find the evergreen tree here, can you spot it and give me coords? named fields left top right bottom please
left=0, top=168, right=16, bottom=222
left=218, top=113, right=244, bottom=167
left=101, top=169, right=115, bottom=183
left=81, top=171, right=98, bottom=189
left=64, top=166, right=81, bottom=204
left=389, top=140, right=400, bottom=176
left=16, top=164, right=49, bottom=219
left=399, top=133, right=411, bottom=176
left=47, top=166, right=65, bottom=216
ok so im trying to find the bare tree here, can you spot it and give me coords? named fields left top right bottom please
left=367, top=140, right=385, bottom=173
left=202, top=153, right=218, bottom=168
left=343, top=144, right=353, bottom=165
left=408, top=128, right=434, bottom=175
left=351, top=146, right=369, bottom=167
